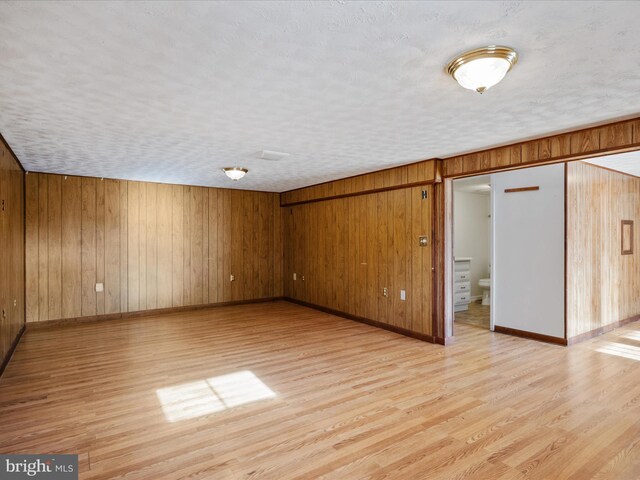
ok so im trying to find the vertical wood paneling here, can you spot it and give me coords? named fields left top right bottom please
left=230, top=190, right=243, bottom=301
left=104, top=179, right=121, bottom=314
left=220, top=189, right=229, bottom=302
left=207, top=188, right=219, bottom=304
left=283, top=186, right=434, bottom=337
left=37, top=174, right=49, bottom=321
left=61, top=176, right=82, bottom=319
left=25, top=174, right=39, bottom=322
left=145, top=183, right=158, bottom=310
left=566, top=162, right=640, bottom=339
left=138, top=183, right=147, bottom=311
left=26, top=174, right=281, bottom=322
left=119, top=180, right=128, bottom=312
left=127, top=182, right=140, bottom=312
left=171, top=185, right=184, bottom=307
left=47, top=175, right=62, bottom=320
left=156, top=184, right=172, bottom=309
left=96, top=179, right=105, bottom=315
left=182, top=187, right=192, bottom=306
left=0, top=141, right=25, bottom=364
left=81, top=177, right=96, bottom=318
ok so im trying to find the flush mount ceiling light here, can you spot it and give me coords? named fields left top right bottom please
left=223, top=167, right=248, bottom=181
left=446, top=45, right=518, bottom=94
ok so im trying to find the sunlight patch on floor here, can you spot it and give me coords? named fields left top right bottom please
left=156, top=370, right=276, bottom=422
left=596, top=342, right=640, bottom=362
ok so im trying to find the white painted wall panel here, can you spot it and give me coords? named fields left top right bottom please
left=492, top=164, right=565, bottom=339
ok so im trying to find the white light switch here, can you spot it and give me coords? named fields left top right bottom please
left=400, top=290, right=406, bottom=301
left=293, top=273, right=297, bottom=281
left=230, top=274, right=235, bottom=282
left=95, top=283, right=104, bottom=292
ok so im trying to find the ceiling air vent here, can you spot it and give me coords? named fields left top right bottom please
left=257, top=150, right=290, bottom=161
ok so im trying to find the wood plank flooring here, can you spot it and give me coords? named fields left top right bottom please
left=455, top=301, right=490, bottom=330
left=1, top=301, right=640, bottom=479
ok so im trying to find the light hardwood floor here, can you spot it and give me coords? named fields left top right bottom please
left=1, top=301, right=640, bottom=479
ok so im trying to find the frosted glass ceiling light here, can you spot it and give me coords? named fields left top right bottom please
left=223, top=167, right=248, bottom=181
left=447, top=46, right=518, bottom=94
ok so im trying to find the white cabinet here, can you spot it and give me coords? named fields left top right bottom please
left=454, top=258, right=472, bottom=312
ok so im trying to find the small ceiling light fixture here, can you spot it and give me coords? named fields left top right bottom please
left=446, top=45, right=518, bottom=94
left=223, top=167, right=248, bottom=181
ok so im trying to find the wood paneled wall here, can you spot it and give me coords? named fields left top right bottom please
left=0, top=139, right=25, bottom=368
left=26, top=173, right=283, bottom=322
left=566, top=162, right=640, bottom=340
left=442, top=117, right=640, bottom=178
left=284, top=185, right=434, bottom=339
left=281, top=159, right=438, bottom=206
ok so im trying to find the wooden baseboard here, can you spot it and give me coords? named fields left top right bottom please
left=494, top=325, right=568, bottom=346
left=26, top=297, right=284, bottom=330
left=0, top=323, right=26, bottom=378
left=567, top=314, right=640, bottom=345
left=283, top=297, right=443, bottom=345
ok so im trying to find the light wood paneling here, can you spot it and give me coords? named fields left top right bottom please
left=26, top=174, right=282, bottom=322
left=284, top=185, right=434, bottom=338
left=4, top=302, right=640, bottom=478
left=0, top=138, right=25, bottom=369
left=566, top=161, right=640, bottom=339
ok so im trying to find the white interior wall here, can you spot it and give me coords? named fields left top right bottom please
left=492, top=164, right=565, bottom=339
left=453, top=191, right=491, bottom=298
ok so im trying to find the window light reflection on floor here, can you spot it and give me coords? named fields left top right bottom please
left=156, top=370, right=276, bottom=422
left=596, top=342, right=640, bottom=362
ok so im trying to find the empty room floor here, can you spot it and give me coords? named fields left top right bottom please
left=1, top=301, right=640, bottom=480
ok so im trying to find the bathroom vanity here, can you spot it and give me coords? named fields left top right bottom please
left=454, top=258, right=472, bottom=312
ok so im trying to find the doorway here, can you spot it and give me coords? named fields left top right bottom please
left=450, top=164, right=566, bottom=339
left=452, top=175, right=492, bottom=330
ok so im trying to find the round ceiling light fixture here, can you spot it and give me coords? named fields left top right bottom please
left=223, top=167, right=248, bottom=181
left=446, top=45, right=518, bottom=94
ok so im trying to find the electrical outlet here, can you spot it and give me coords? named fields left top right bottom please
left=230, top=274, right=235, bottom=282
left=301, top=275, right=305, bottom=281
left=95, top=283, right=104, bottom=293
left=400, top=290, right=406, bottom=301
left=383, top=287, right=388, bottom=297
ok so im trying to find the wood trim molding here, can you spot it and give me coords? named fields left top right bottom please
left=280, top=179, right=439, bottom=207
left=442, top=116, right=640, bottom=178
left=0, top=324, right=26, bottom=378
left=284, top=297, right=445, bottom=345
left=494, top=325, right=568, bottom=346
left=567, top=314, right=640, bottom=346
left=26, top=297, right=284, bottom=330
left=504, top=186, right=539, bottom=193
left=622, top=220, right=634, bottom=255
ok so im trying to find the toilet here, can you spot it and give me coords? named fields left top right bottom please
left=478, top=278, right=490, bottom=306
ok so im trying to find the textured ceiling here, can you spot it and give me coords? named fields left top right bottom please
left=1, top=1, right=639, bottom=192
left=584, top=152, right=640, bottom=178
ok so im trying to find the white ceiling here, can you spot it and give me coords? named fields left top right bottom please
left=1, top=1, right=639, bottom=192
left=583, top=152, right=640, bottom=178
